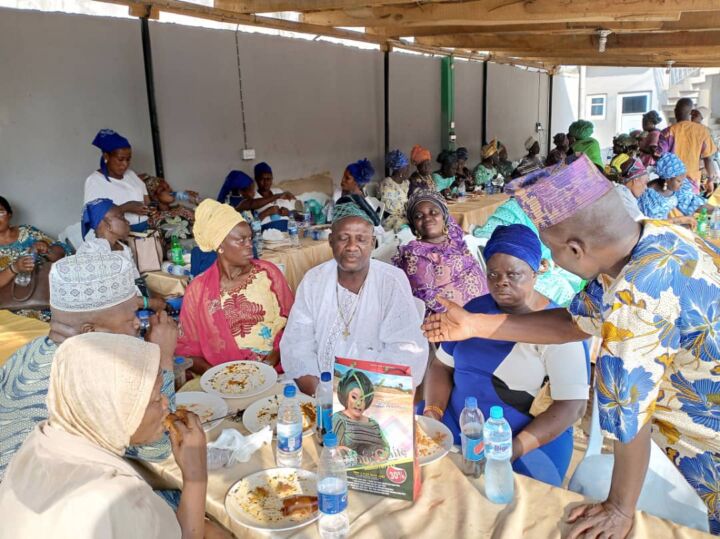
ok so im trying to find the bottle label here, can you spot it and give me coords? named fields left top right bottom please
left=317, top=405, right=332, bottom=436
left=318, top=491, right=348, bottom=515
left=487, top=440, right=512, bottom=460
left=277, top=427, right=302, bottom=452
left=461, top=434, right=485, bottom=462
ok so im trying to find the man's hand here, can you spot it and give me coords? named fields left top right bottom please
left=422, top=297, right=479, bottom=343
left=564, top=501, right=634, bottom=539
left=146, top=311, right=178, bottom=370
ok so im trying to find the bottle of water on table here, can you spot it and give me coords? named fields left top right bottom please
left=251, top=219, right=263, bottom=258
left=460, top=396, right=485, bottom=478
left=316, top=371, right=333, bottom=445
left=317, top=433, right=349, bottom=539
left=288, top=214, right=300, bottom=248
left=276, top=384, right=303, bottom=468
left=709, top=207, right=720, bottom=240
left=484, top=405, right=514, bottom=504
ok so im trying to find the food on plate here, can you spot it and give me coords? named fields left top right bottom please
left=231, top=471, right=317, bottom=524
left=208, top=362, right=264, bottom=395
left=176, top=403, right=215, bottom=424
left=415, top=422, right=448, bottom=458
left=300, top=401, right=317, bottom=431
left=281, top=495, right=319, bottom=518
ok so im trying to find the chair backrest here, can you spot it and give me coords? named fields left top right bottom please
left=462, top=234, right=487, bottom=273
left=59, top=222, right=83, bottom=251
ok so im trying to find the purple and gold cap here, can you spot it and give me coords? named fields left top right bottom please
left=505, top=154, right=613, bottom=230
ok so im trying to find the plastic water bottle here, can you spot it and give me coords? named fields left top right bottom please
left=161, top=261, right=191, bottom=277
left=276, top=384, right=303, bottom=468
left=251, top=219, right=263, bottom=258
left=303, top=208, right=313, bottom=228
left=709, top=207, right=720, bottom=240
left=484, top=405, right=514, bottom=504
left=460, top=396, right=486, bottom=478
left=170, top=235, right=184, bottom=265
left=697, top=207, right=708, bottom=238
left=457, top=181, right=466, bottom=199
left=317, top=433, right=349, bottom=539
left=316, top=372, right=333, bottom=445
left=288, top=215, right=300, bottom=248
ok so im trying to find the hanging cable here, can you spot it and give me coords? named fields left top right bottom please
left=234, top=24, right=249, bottom=150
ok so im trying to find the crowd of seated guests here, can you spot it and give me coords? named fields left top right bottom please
left=1, top=106, right=719, bottom=538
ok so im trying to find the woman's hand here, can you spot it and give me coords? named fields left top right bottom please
left=672, top=215, right=697, bottom=230
left=13, top=255, right=35, bottom=273
left=262, top=349, right=280, bottom=368
left=31, top=240, right=49, bottom=255
left=146, top=311, right=178, bottom=370
left=120, top=200, right=150, bottom=216
left=280, top=191, right=296, bottom=201
left=564, top=501, right=634, bottom=539
left=169, top=412, right=207, bottom=483
left=423, top=408, right=443, bottom=421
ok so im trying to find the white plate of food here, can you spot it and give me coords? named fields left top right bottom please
left=175, top=392, right=228, bottom=433
left=416, top=415, right=453, bottom=467
left=225, top=468, right=319, bottom=533
left=200, top=361, right=277, bottom=400
left=243, top=392, right=316, bottom=438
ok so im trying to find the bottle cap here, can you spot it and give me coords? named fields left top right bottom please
left=323, top=433, right=338, bottom=447
left=174, top=357, right=184, bottom=365
left=283, top=384, right=297, bottom=398
left=490, top=405, right=503, bottom=419
left=465, top=396, right=477, bottom=409
left=320, top=371, right=332, bottom=382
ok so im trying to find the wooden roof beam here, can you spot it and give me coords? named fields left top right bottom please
left=213, top=0, right=452, bottom=15
left=300, top=0, right=715, bottom=27
left=416, top=30, right=720, bottom=53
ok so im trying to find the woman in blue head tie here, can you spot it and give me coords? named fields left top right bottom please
left=83, top=129, right=151, bottom=233
left=217, top=168, right=295, bottom=219
left=421, top=224, right=590, bottom=487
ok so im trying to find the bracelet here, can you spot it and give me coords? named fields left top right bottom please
left=142, top=296, right=149, bottom=309
left=8, top=263, right=18, bottom=275
left=424, top=405, right=444, bottom=418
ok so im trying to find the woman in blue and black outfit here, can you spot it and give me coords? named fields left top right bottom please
left=421, top=224, right=589, bottom=487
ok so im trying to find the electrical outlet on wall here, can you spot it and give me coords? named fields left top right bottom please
left=535, top=122, right=544, bottom=133
left=242, top=149, right=256, bottom=160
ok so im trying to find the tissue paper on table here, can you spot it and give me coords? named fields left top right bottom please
left=207, top=426, right=272, bottom=469
left=261, top=229, right=285, bottom=241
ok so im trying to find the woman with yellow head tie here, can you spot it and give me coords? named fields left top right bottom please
left=176, top=200, right=294, bottom=375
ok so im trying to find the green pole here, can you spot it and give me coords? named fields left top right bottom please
left=441, top=56, right=456, bottom=151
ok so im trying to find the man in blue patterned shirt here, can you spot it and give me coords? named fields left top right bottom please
left=0, top=253, right=177, bottom=488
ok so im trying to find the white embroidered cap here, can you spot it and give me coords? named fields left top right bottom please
left=50, top=253, right=137, bottom=312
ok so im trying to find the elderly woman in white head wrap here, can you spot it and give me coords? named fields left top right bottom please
left=512, top=137, right=544, bottom=178
left=176, top=199, right=294, bottom=375
left=0, top=332, right=209, bottom=538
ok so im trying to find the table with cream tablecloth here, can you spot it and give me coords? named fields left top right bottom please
left=0, top=309, right=49, bottom=367
left=140, top=378, right=711, bottom=539
left=448, top=193, right=509, bottom=233
left=261, top=236, right=333, bottom=291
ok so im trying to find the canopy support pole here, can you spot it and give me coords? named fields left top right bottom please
left=141, top=16, right=164, bottom=177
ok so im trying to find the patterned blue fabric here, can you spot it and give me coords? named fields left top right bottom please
left=346, top=158, right=375, bottom=185
left=568, top=221, right=720, bottom=533
left=0, top=337, right=174, bottom=481
left=655, top=152, right=686, bottom=179
left=484, top=224, right=542, bottom=272
left=676, top=179, right=707, bottom=216
left=637, top=187, right=678, bottom=219
left=92, top=129, right=131, bottom=181
left=386, top=150, right=409, bottom=172
left=81, top=198, right=114, bottom=238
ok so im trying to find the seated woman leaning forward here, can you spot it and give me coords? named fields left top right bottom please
left=0, top=332, right=209, bottom=538
left=393, top=189, right=487, bottom=316
left=421, top=224, right=589, bottom=487
left=176, top=199, right=294, bottom=375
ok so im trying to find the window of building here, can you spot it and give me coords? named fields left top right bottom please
left=621, top=93, right=650, bottom=114
left=587, top=95, right=606, bottom=119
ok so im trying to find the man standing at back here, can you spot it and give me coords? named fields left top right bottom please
left=660, top=97, right=718, bottom=195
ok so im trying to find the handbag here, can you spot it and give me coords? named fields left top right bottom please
left=0, top=262, right=51, bottom=312
left=127, top=230, right=164, bottom=274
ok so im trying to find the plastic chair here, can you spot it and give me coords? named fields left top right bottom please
left=567, top=391, right=709, bottom=532
left=462, top=234, right=487, bottom=274
left=58, top=222, right=83, bottom=251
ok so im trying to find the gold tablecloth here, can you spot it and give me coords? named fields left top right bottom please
left=448, top=194, right=509, bottom=233
left=142, top=379, right=711, bottom=539
left=261, top=237, right=333, bottom=291
left=0, top=310, right=49, bottom=367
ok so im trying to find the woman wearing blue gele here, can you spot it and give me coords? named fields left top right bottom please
left=422, top=223, right=589, bottom=487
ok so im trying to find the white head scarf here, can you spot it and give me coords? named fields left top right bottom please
left=47, top=333, right=161, bottom=456
left=524, top=137, right=538, bottom=151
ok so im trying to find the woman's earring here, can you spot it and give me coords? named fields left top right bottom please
left=663, top=180, right=667, bottom=191
left=104, top=159, right=108, bottom=164
left=217, top=247, right=224, bottom=254
left=442, top=225, right=449, bottom=236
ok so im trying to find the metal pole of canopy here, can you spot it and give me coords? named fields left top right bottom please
left=384, top=49, right=390, bottom=176
left=140, top=17, right=164, bottom=177
left=481, top=60, right=488, bottom=146
left=547, top=73, right=554, bottom=155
